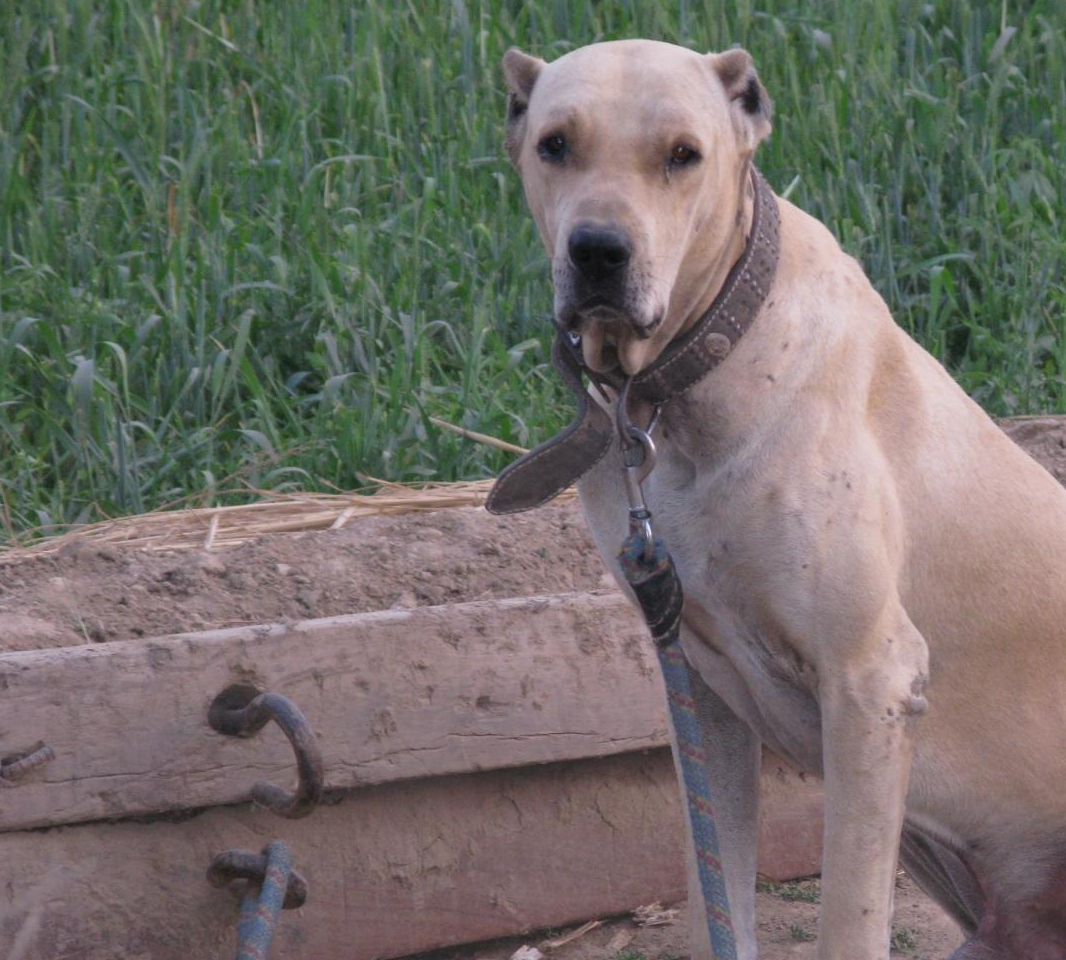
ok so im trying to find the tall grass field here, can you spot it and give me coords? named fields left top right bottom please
left=1, top=0, right=1063, bottom=541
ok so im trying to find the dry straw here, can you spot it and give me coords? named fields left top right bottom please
left=0, top=418, right=573, bottom=564
left=0, top=419, right=550, bottom=563
left=0, top=477, right=578, bottom=564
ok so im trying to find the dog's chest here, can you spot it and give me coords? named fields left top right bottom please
left=648, top=466, right=813, bottom=682
left=579, top=431, right=825, bottom=771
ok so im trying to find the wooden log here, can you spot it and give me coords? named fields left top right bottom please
left=0, top=747, right=821, bottom=960
left=0, top=753, right=686, bottom=960
left=0, top=592, right=668, bottom=833
left=757, top=754, right=824, bottom=881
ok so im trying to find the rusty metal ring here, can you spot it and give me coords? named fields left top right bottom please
left=208, top=688, right=324, bottom=819
left=207, top=846, right=308, bottom=910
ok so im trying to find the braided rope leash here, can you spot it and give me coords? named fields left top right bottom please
left=613, top=378, right=736, bottom=959
left=618, top=533, right=737, bottom=960
left=208, top=841, right=307, bottom=960
left=234, top=841, right=295, bottom=960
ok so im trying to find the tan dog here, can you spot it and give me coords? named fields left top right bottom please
left=499, top=39, right=1066, bottom=959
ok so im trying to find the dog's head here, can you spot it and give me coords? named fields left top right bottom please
left=503, top=40, right=771, bottom=375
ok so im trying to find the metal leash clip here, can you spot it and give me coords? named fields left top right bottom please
left=616, top=379, right=660, bottom=560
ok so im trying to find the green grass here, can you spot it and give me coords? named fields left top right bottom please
left=788, top=921, right=817, bottom=942
left=775, top=879, right=821, bottom=903
left=1, top=0, right=1063, bottom=540
left=891, top=925, right=920, bottom=952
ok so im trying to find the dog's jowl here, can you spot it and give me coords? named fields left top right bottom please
left=490, top=39, right=1066, bottom=960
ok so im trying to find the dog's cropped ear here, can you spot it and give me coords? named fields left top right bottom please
left=707, top=48, right=772, bottom=149
left=503, top=47, right=545, bottom=165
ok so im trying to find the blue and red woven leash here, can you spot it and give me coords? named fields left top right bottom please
left=615, top=384, right=737, bottom=960
left=619, top=533, right=737, bottom=959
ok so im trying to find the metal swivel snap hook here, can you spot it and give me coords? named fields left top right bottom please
left=616, top=379, right=660, bottom=559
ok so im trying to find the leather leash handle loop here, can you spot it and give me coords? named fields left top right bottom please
left=486, top=334, right=614, bottom=514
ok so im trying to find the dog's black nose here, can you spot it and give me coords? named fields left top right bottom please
left=568, top=224, right=632, bottom=281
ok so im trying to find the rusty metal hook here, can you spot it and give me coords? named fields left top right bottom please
left=209, top=842, right=307, bottom=959
left=208, top=687, right=324, bottom=819
left=207, top=843, right=308, bottom=910
left=0, top=743, right=56, bottom=786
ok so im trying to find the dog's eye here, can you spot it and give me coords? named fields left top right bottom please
left=538, top=134, right=567, bottom=162
left=668, top=143, right=700, bottom=167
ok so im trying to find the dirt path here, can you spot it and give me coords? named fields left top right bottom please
left=414, top=875, right=961, bottom=960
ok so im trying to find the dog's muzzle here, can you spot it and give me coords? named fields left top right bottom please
left=559, top=222, right=641, bottom=331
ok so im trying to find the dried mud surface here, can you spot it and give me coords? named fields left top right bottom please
left=0, top=502, right=608, bottom=652
left=1, top=416, right=1062, bottom=654
left=1, top=416, right=1062, bottom=655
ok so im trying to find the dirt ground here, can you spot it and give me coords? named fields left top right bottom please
left=0, top=501, right=608, bottom=651
left=413, top=874, right=961, bottom=960
left=1, top=416, right=1062, bottom=654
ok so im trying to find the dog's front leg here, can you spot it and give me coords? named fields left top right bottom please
left=817, top=601, right=929, bottom=960
left=680, top=659, right=761, bottom=960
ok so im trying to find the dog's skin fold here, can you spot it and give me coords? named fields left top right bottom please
left=500, top=39, right=1066, bottom=959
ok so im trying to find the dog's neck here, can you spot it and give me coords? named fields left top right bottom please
left=616, top=166, right=780, bottom=407
left=622, top=163, right=758, bottom=430
left=676, top=161, right=758, bottom=341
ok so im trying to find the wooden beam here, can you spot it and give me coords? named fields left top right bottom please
left=0, top=592, right=669, bottom=833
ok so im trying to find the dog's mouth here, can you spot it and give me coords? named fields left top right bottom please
left=560, top=299, right=663, bottom=375
left=560, top=297, right=631, bottom=329
left=573, top=299, right=639, bottom=329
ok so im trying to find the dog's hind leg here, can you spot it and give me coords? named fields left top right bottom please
left=679, top=663, right=761, bottom=960
left=899, top=822, right=982, bottom=935
left=905, top=831, right=1066, bottom=959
